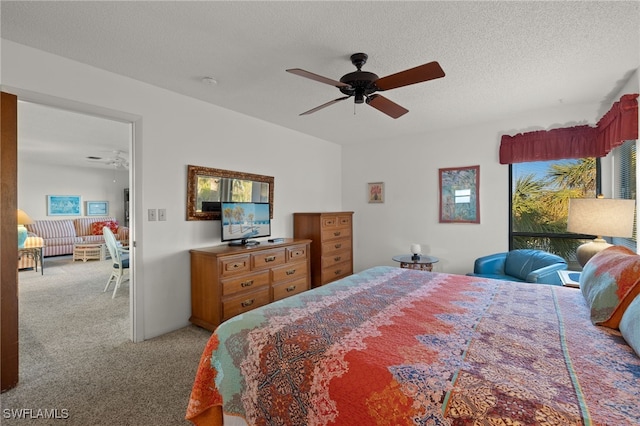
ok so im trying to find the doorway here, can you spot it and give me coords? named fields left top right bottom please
left=2, top=92, right=138, bottom=391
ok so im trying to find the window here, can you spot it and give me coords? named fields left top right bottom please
left=509, top=158, right=599, bottom=266
left=612, top=139, right=637, bottom=251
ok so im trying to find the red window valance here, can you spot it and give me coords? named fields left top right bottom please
left=499, top=93, right=639, bottom=164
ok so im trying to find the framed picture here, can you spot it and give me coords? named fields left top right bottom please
left=439, top=165, right=480, bottom=223
left=47, top=195, right=82, bottom=216
left=86, top=201, right=109, bottom=216
left=368, top=182, right=384, bottom=203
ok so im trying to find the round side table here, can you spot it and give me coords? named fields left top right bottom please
left=392, top=254, right=439, bottom=272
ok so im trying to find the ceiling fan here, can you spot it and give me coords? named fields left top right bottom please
left=86, top=150, right=129, bottom=169
left=286, top=53, right=445, bottom=119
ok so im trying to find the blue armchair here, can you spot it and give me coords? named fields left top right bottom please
left=467, top=249, right=568, bottom=285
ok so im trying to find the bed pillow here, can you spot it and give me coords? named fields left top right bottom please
left=579, top=245, right=640, bottom=328
left=620, top=295, right=640, bottom=357
left=91, top=220, right=119, bottom=235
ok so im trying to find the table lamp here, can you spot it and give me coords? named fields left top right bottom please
left=567, top=198, right=635, bottom=267
left=17, top=209, right=34, bottom=248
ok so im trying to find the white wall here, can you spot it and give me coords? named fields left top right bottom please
left=342, top=101, right=618, bottom=275
left=17, top=162, right=128, bottom=224
left=2, top=40, right=342, bottom=340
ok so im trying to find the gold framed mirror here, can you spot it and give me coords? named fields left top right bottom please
left=187, top=165, right=274, bottom=221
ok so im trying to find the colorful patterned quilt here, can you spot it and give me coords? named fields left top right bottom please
left=186, top=266, right=640, bottom=425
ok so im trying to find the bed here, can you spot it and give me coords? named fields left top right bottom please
left=186, top=247, right=640, bottom=425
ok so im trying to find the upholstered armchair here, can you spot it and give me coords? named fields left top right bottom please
left=467, top=249, right=568, bottom=285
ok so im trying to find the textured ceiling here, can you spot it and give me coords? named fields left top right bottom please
left=2, top=1, right=639, bottom=168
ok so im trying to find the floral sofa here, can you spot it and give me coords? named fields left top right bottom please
left=25, top=216, right=129, bottom=258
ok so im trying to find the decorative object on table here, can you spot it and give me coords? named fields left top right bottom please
left=410, top=243, right=421, bottom=261
left=86, top=201, right=109, bottom=216
left=367, top=182, right=384, bottom=203
left=47, top=195, right=81, bottom=216
left=17, top=209, right=34, bottom=248
left=567, top=197, right=635, bottom=267
left=439, top=165, right=480, bottom=223
left=557, top=270, right=581, bottom=288
left=392, top=254, right=439, bottom=271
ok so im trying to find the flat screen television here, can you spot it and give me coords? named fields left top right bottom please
left=220, top=202, right=271, bottom=246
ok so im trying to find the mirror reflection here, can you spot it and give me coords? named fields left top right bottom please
left=187, top=165, right=274, bottom=221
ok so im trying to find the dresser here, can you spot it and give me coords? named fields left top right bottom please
left=190, top=239, right=311, bottom=331
left=293, top=212, right=353, bottom=288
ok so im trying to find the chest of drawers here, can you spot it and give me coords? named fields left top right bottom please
left=293, top=212, right=353, bottom=288
left=190, top=239, right=311, bottom=331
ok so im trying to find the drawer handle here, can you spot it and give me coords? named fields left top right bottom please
left=241, top=299, right=255, bottom=308
left=334, top=269, right=342, bottom=275
left=232, top=263, right=242, bottom=269
left=264, top=256, right=276, bottom=262
left=240, top=280, right=254, bottom=288
left=285, top=269, right=296, bottom=275
left=334, top=243, right=342, bottom=249
left=292, top=250, right=303, bottom=257
left=333, top=231, right=341, bottom=237
left=326, top=220, right=335, bottom=225
left=286, top=285, right=296, bottom=293
left=334, top=256, right=341, bottom=262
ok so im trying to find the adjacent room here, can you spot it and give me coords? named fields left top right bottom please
left=1, top=1, right=638, bottom=425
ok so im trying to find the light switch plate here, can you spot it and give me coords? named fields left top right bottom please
left=158, top=208, right=167, bottom=221
left=148, top=208, right=157, bottom=221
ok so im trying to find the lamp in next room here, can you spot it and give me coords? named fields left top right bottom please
left=17, top=209, right=34, bottom=249
left=567, top=197, right=635, bottom=267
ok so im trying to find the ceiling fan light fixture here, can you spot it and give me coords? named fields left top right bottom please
left=287, top=53, right=445, bottom=118
left=201, top=77, right=218, bottom=85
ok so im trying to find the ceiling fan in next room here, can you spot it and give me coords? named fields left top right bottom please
left=85, top=150, right=129, bottom=169
left=286, top=53, right=445, bottom=119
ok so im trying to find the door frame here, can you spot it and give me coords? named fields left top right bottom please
left=1, top=90, right=142, bottom=391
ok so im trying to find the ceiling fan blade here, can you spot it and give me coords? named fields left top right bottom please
left=366, top=94, right=409, bottom=119
left=287, top=68, right=352, bottom=88
left=375, top=61, right=445, bottom=91
left=300, top=96, right=350, bottom=116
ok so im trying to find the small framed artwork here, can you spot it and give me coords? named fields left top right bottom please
left=368, top=182, right=384, bottom=203
left=86, top=201, right=109, bottom=216
left=439, top=165, right=480, bottom=223
left=47, top=195, right=82, bottom=216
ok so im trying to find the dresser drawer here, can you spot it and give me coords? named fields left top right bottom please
left=272, top=276, right=308, bottom=301
left=321, top=214, right=352, bottom=228
left=321, top=261, right=352, bottom=284
left=286, top=244, right=308, bottom=262
left=251, top=248, right=286, bottom=270
left=271, top=261, right=308, bottom=284
left=222, top=288, right=270, bottom=321
left=321, top=251, right=352, bottom=269
left=321, top=226, right=351, bottom=242
left=221, top=271, right=270, bottom=297
left=321, top=238, right=352, bottom=255
left=219, top=255, right=251, bottom=276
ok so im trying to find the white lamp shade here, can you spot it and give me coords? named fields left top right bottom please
left=567, top=198, right=635, bottom=238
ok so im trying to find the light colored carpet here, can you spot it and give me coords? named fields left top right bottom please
left=1, top=256, right=212, bottom=425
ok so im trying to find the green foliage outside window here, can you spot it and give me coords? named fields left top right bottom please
left=511, top=158, right=596, bottom=260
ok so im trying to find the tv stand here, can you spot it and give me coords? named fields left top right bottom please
left=228, top=239, right=260, bottom=246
